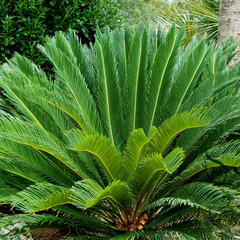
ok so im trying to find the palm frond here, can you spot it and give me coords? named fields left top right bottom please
left=0, top=157, right=49, bottom=184
left=178, top=97, right=240, bottom=157
left=39, top=32, right=101, bottom=135
left=1, top=54, right=74, bottom=135
left=11, top=183, right=70, bottom=212
left=145, top=25, right=184, bottom=132
left=95, top=29, right=124, bottom=149
left=54, top=205, right=115, bottom=231
left=0, top=139, right=75, bottom=186
left=130, top=148, right=184, bottom=198
left=164, top=39, right=209, bottom=117
left=0, top=211, right=113, bottom=234
left=111, top=26, right=133, bottom=95
left=158, top=152, right=240, bottom=197
left=124, top=25, right=149, bottom=134
left=148, top=107, right=211, bottom=155
left=121, top=127, right=156, bottom=181
left=73, top=134, right=123, bottom=182
left=0, top=116, right=84, bottom=179
left=0, top=63, right=58, bottom=136
left=70, top=179, right=132, bottom=209
left=166, top=220, right=222, bottom=240
left=147, top=182, right=229, bottom=214
left=158, top=0, right=219, bottom=43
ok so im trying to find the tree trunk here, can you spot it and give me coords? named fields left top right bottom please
left=218, top=0, right=240, bottom=62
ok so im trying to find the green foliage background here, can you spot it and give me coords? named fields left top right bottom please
left=158, top=0, right=219, bottom=43
left=118, top=0, right=170, bottom=26
left=0, top=0, right=121, bottom=67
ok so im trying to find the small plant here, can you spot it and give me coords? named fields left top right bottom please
left=0, top=25, right=239, bottom=239
left=0, top=215, right=33, bottom=240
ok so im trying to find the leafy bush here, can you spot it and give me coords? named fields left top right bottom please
left=0, top=215, right=32, bottom=240
left=0, top=25, right=239, bottom=239
left=118, top=0, right=169, bottom=26
left=0, top=0, right=121, bottom=67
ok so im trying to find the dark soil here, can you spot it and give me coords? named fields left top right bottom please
left=31, top=230, right=76, bottom=240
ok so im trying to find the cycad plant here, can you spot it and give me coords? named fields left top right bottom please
left=0, top=25, right=239, bottom=239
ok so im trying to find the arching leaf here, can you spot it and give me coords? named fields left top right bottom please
left=147, top=182, right=229, bottom=214
left=130, top=147, right=184, bottom=197
left=145, top=25, right=184, bottom=133
left=73, top=134, right=122, bottom=181
left=70, top=179, right=132, bottom=209
left=11, top=183, right=70, bottom=212
left=121, top=127, right=156, bottom=181
left=39, top=32, right=101, bottom=135
left=95, top=29, right=124, bottom=149
left=125, top=25, right=149, bottom=134
left=148, top=107, right=211, bottom=155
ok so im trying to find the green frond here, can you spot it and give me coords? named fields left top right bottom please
left=121, top=127, right=157, bottom=181
left=164, top=147, right=185, bottom=174
left=130, top=148, right=184, bottom=197
left=147, top=26, right=165, bottom=70
left=0, top=157, right=49, bottom=184
left=39, top=32, right=101, bottom=135
left=0, top=139, right=75, bottom=186
left=111, top=26, right=133, bottom=94
left=220, top=36, right=239, bottom=63
left=147, top=205, right=198, bottom=229
left=54, top=205, right=114, bottom=231
left=146, top=197, right=211, bottom=213
left=0, top=55, right=71, bottom=135
left=95, top=29, right=124, bottom=149
left=0, top=116, right=84, bottom=179
left=63, top=129, right=106, bottom=185
left=0, top=66, right=57, bottom=134
left=124, top=25, right=149, bottom=134
left=64, top=30, right=97, bottom=96
left=70, top=179, right=132, bottom=209
left=0, top=211, right=113, bottom=234
left=180, top=71, right=239, bottom=112
left=0, top=172, right=20, bottom=203
left=158, top=153, right=240, bottom=197
left=7, top=52, right=48, bottom=87
left=178, top=98, right=240, bottom=157
left=163, top=39, right=209, bottom=118
left=30, top=85, right=85, bottom=131
left=147, top=182, right=229, bottom=214
left=206, top=140, right=240, bottom=158
left=73, top=134, right=123, bottom=182
left=148, top=219, right=237, bottom=240
left=145, top=25, right=184, bottom=133
left=178, top=41, right=240, bottom=112
left=11, top=183, right=70, bottom=212
left=166, top=220, right=221, bottom=240
left=148, top=107, right=211, bottom=155
left=108, top=231, right=138, bottom=239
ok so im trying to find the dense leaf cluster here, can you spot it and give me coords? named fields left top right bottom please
left=118, top=0, right=169, bottom=27
left=0, top=25, right=239, bottom=239
left=0, top=0, right=121, bottom=67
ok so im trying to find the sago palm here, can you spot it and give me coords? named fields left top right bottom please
left=0, top=25, right=239, bottom=239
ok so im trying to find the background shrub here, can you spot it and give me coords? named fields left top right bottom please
left=0, top=0, right=121, bottom=68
